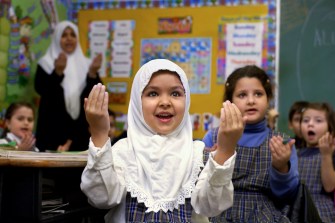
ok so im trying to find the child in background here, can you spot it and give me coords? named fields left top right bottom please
left=108, top=109, right=128, bottom=146
left=0, top=102, right=38, bottom=151
left=81, top=59, right=246, bottom=223
left=288, top=101, right=309, bottom=148
left=298, top=102, right=335, bottom=222
left=203, top=65, right=299, bottom=222
left=107, top=109, right=117, bottom=141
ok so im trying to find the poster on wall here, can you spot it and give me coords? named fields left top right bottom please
left=106, top=82, right=128, bottom=104
left=140, top=38, right=211, bottom=94
left=217, top=15, right=267, bottom=83
left=88, top=20, right=135, bottom=77
left=110, top=20, right=134, bottom=78
left=89, top=20, right=110, bottom=77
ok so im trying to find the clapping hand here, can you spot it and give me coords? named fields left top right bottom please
left=319, top=132, right=335, bottom=156
left=17, top=133, right=36, bottom=151
left=54, top=52, right=67, bottom=76
left=88, top=54, right=102, bottom=77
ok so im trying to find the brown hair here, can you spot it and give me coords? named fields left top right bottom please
left=288, top=101, right=309, bottom=122
left=224, top=65, right=273, bottom=102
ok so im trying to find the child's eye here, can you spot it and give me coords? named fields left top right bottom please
left=302, top=118, right=309, bottom=123
left=28, top=118, right=34, bottom=123
left=148, top=91, right=158, bottom=97
left=171, top=91, right=184, bottom=97
left=238, top=93, right=246, bottom=98
left=255, top=92, right=263, bottom=97
left=316, top=119, right=324, bottom=123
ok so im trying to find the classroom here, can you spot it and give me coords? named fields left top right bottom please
left=0, top=0, right=334, bottom=222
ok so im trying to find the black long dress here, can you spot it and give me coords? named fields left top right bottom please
left=34, top=65, right=101, bottom=151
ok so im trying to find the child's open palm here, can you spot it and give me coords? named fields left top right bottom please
left=215, top=101, right=247, bottom=164
left=270, top=136, right=295, bottom=173
left=84, top=83, right=110, bottom=147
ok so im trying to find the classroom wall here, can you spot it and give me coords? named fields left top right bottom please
left=0, top=0, right=276, bottom=140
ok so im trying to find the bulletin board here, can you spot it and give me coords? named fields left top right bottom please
left=78, top=5, right=268, bottom=139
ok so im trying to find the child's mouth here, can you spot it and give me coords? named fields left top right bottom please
left=307, top=130, right=315, bottom=136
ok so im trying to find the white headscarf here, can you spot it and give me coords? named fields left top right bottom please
left=113, top=59, right=204, bottom=213
left=38, top=21, right=90, bottom=119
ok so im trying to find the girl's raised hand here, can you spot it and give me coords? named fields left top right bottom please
left=215, top=101, right=247, bottom=164
left=319, top=132, right=335, bottom=156
left=84, top=83, right=109, bottom=147
left=270, top=136, right=295, bottom=173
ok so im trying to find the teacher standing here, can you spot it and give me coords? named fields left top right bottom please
left=35, top=21, right=102, bottom=152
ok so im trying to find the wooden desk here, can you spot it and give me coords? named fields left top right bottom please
left=0, top=150, right=106, bottom=223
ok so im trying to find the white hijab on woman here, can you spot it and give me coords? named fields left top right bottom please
left=38, top=21, right=90, bottom=119
left=113, top=59, right=204, bottom=213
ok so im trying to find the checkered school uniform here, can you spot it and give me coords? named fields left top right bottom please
left=208, top=128, right=291, bottom=223
left=125, top=196, right=193, bottom=222
left=124, top=148, right=211, bottom=223
left=298, top=148, right=335, bottom=222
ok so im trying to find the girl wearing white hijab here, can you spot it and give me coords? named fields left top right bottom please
left=81, top=59, right=246, bottom=222
left=35, top=21, right=102, bottom=152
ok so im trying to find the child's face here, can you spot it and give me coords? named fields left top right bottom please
left=289, top=112, right=302, bottom=137
left=141, top=72, right=185, bottom=135
left=5, top=107, right=34, bottom=139
left=232, top=77, right=269, bottom=124
left=60, top=27, right=77, bottom=54
left=108, top=115, right=116, bottom=139
left=301, top=108, right=328, bottom=147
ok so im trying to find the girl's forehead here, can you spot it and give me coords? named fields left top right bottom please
left=235, top=77, right=264, bottom=89
left=14, top=107, right=33, bottom=114
left=303, top=108, right=326, bottom=116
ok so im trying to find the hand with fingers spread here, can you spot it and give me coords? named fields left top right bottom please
left=84, top=83, right=110, bottom=147
left=269, top=136, right=295, bottom=173
left=214, top=100, right=247, bottom=165
left=17, top=133, right=36, bottom=151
